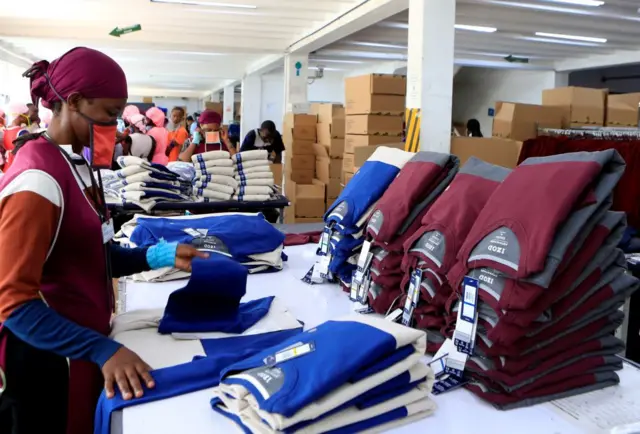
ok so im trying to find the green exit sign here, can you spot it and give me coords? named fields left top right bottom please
left=110, top=24, right=142, bottom=37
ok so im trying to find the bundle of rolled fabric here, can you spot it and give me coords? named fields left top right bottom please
left=105, top=155, right=188, bottom=211
left=316, top=147, right=414, bottom=285
left=352, top=152, right=459, bottom=315
left=210, top=315, right=437, bottom=433
left=399, top=158, right=510, bottom=353
left=444, top=150, right=639, bottom=409
left=191, top=150, right=237, bottom=202
left=232, top=149, right=277, bottom=201
left=116, top=212, right=286, bottom=281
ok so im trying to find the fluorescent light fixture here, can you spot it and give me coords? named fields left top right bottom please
left=346, top=41, right=408, bottom=49
left=309, top=66, right=343, bottom=72
left=535, top=32, right=607, bottom=43
left=150, top=0, right=256, bottom=8
left=309, top=59, right=364, bottom=64
left=544, top=0, right=604, bottom=6
left=519, top=36, right=603, bottom=47
left=455, top=24, right=498, bottom=33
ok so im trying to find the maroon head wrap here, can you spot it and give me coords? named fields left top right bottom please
left=198, top=110, right=222, bottom=126
left=24, top=47, right=128, bottom=109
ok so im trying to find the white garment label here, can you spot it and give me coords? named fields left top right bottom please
left=385, top=308, right=403, bottom=322
left=264, top=342, right=315, bottom=367
left=349, top=278, right=359, bottom=301
left=402, top=269, right=423, bottom=326
left=453, top=277, right=479, bottom=356
left=356, top=271, right=371, bottom=304
left=429, top=338, right=457, bottom=379
left=102, top=219, right=115, bottom=244
left=353, top=241, right=372, bottom=285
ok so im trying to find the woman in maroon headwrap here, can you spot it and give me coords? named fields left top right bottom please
left=178, top=109, right=235, bottom=161
left=0, top=47, right=206, bottom=434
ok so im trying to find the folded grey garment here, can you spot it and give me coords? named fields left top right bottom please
left=468, top=350, right=625, bottom=394
left=467, top=371, right=620, bottom=411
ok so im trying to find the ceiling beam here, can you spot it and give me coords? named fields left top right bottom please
left=555, top=48, right=640, bottom=72
left=288, top=0, right=409, bottom=54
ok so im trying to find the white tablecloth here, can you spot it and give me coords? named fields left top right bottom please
left=113, top=245, right=640, bottom=434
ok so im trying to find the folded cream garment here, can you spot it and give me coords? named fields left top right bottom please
left=233, top=194, right=272, bottom=202
left=191, top=150, right=231, bottom=163
left=195, top=166, right=235, bottom=177
left=192, top=183, right=235, bottom=196
left=193, top=189, right=231, bottom=201
left=234, top=160, right=272, bottom=169
left=233, top=149, right=269, bottom=163
left=194, top=174, right=238, bottom=188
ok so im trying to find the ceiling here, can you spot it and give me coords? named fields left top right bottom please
left=0, top=0, right=366, bottom=98
left=313, top=0, right=640, bottom=72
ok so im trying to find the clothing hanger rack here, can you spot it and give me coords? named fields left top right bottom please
left=538, top=127, right=640, bottom=139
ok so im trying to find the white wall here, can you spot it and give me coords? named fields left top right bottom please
left=128, top=96, right=201, bottom=115
left=0, top=59, right=32, bottom=116
left=452, top=67, right=559, bottom=136
left=258, top=71, right=346, bottom=132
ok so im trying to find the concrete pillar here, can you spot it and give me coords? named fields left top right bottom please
left=240, top=74, right=262, bottom=140
left=283, top=54, right=309, bottom=114
left=405, top=0, right=456, bottom=153
left=223, top=85, right=235, bottom=125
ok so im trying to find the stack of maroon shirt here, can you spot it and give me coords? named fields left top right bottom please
left=443, top=150, right=636, bottom=409
left=362, top=152, right=459, bottom=314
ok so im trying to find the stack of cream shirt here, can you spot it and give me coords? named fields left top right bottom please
left=191, top=151, right=237, bottom=202
left=233, top=150, right=277, bottom=202
left=210, top=315, right=437, bottom=433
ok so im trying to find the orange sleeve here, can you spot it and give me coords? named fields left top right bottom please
left=0, top=170, right=62, bottom=321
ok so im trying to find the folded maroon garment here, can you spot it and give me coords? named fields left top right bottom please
left=367, top=152, right=459, bottom=243
left=283, top=231, right=322, bottom=246
left=468, top=336, right=623, bottom=385
left=466, top=370, right=620, bottom=410
left=449, top=151, right=625, bottom=309
left=403, top=158, right=510, bottom=275
left=371, top=248, right=403, bottom=274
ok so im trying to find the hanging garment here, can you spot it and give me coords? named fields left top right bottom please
left=449, top=150, right=625, bottom=310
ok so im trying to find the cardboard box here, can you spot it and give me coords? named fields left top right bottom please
left=345, top=134, right=402, bottom=153
left=312, top=103, right=345, bottom=124
left=296, top=179, right=325, bottom=199
left=352, top=143, right=405, bottom=168
left=289, top=170, right=314, bottom=184
left=315, top=158, right=344, bottom=184
left=343, top=153, right=355, bottom=173
left=492, top=102, right=563, bottom=142
left=283, top=113, right=317, bottom=127
left=287, top=139, right=315, bottom=156
left=327, top=196, right=339, bottom=208
left=313, top=143, right=329, bottom=158
left=345, top=74, right=407, bottom=96
left=285, top=125, right=316, bottom=141
left=294, top=217, right=325, bottom=223
left=346, top=115, right=404, bottom=135
left=270, top=163, right=282, bottom=186
left=327, top=178, right=342, bottom=198
left=286, top=154, right=315, bottom=171
left=296, top=197, right=325, bottom=218
left=205, top=102, right=223, bottom=114
left=606, top=93, right=640, bottom=127
left=317, top=121, right=345, bottom=143
left=450, top=137, right=523, bottom=169
left=345, top=93, right=405, bottom=116
left=343, top=171, right=355, bottom=185
left=542, top=86, right=607, bottom=127
left=142, top=96, right=153, bottom=103
left=284, top=203, right=296, bottom=224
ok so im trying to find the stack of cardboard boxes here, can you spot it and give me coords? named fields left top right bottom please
left=282, top=113, right=325, bottom=223
left=313, top=103, right=346, bottom=211
left=343, top=74, right=406, bottom=184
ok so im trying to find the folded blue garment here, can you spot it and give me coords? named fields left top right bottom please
left=158, top=255, right=264, bottom=335
left=94, top=327, right=303, bottom=434
left=129, top=214, right=285, bottom=264
left=218, top=319, right=419, bottom=418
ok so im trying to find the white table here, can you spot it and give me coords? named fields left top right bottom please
left=113, top=245, right=640, bottom=434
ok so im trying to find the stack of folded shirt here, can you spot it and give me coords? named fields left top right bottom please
left=444, top=150, right=638, bottom=409
left=167, top=161, right=196, bottom=196
left=116, top=212, right=286, bottom=281
left=319, top=147, right=415, bottom=285
left=232, top=150, right=277, bottom=201
left=106, top=156, right=188, bottom=211
left=357, top=152, right=459, bottom=314
left=210, top=315, right=436, bottom=433
left=400, top=158, right=510, bottom=352
left=191, top=151, right=237, bottom=202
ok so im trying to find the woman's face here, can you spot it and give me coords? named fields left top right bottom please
left=69, top=95, right=127, bottom=144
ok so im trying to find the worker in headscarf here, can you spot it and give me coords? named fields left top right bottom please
left=145, top=106, right=169, bottom=165
left=178, top=110, right=235, bottom=161
left=166, top=106, right=189, bottom=162
left=0, top=47, right=207, bottom=434
left=123, top=133, right=156, bottom=161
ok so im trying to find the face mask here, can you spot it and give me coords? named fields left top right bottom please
left=79, top=112, right=118, bottom=169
